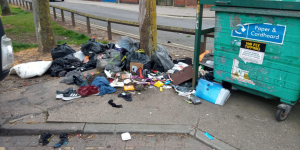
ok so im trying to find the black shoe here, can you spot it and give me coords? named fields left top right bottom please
left=73, top=76, right=87, bottom=86
left=62, top=90, right=81, bottom=101
left=56, top=87, right=74, bottom=99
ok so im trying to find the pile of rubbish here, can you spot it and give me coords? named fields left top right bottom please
left=10, top=36, right=231, bottom=106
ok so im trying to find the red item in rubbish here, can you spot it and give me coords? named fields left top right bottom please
left=77, top=85, right=100, bottom=96
left=25, top=83, right=28, bottom=86
left=138, top=68, right=144, bottom=79
left=108, top=78, right=114, bottom=83
left=151, top=70, right=158, bottom=74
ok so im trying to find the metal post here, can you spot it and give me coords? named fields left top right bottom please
left=87, top=17, right=91, bottom=33
left=71, top=12, right=75, bottom=26
left=192, top=1, right=203, bottom=88
left=26, top=1, right=28, bottom=9
left=22, top=0, right=25, bottom=7
left=30, top=2, right=32, bottom=11
left=61, top=9, right=65, bottom=22
left=9, top=0, right=11, bottom=4
left=16, top=0, right=18, bottom=6
left=107, top=21, right=112, bottom=40
left=53, top=7, right=57, bottom=19
left=19, top=0, right=21, bottom=6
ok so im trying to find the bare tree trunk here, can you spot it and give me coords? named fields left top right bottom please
left=32, top=0, right=56, bottom=53
left=139, top=0, right=157, bottom=59
left=0, top=0, right=12, bottom=16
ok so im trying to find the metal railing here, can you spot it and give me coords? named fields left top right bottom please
left=10, top=0, right=214, bottom=51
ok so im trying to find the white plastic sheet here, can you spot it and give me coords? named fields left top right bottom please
left=9, top=61, right=52, bottom=79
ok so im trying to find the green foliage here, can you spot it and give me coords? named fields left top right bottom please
left=3, top=6, right=92, bottom=52
left=12, top=41, right=38, bottom=52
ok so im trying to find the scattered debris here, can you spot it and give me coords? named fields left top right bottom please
left=121, top=132, right=131, bottom=141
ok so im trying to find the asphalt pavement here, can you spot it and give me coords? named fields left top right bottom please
left=23, top=0, right=215, bottom=49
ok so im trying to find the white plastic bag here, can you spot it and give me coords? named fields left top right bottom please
left=9, top=61, right=52, bottom=79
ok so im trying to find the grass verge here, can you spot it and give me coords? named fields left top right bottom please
left=1, top=6, right=107, bottom=52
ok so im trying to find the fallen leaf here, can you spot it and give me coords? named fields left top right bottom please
left=26, top=121, right=39, bottom=124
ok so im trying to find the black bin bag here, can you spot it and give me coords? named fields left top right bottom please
left=51, top=43, right=75, bottom=60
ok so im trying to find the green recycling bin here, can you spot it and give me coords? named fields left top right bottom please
left=200, top=0, right=300, bottom=121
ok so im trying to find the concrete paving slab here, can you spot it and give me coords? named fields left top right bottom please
left=0, top=123, right=85, bottom=135
left=84, top=123, right=116, bottom=134
left=195, top=129, right=237, bottom=150
left=115, top=124, right=194, bottom=134
left=46, top=88, right=199, bottom=126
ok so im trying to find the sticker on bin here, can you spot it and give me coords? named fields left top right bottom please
left=231, top=59, right=255, bottom=85
left=239, top=40, right=266, bottom=65
left=232, top=23, right=286, bottom=44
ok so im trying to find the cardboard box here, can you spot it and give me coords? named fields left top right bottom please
left=130, top=62, right=143, bottom=73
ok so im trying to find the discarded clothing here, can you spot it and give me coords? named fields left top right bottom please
left=91, top=76, right=116, bottom=96
left=108, top=99, right=123, bottom=108
left=38, top=133, right=52, bottom=146
left=54, top=133, right=68, bottom=148
left=200, top=71, right=214, bottom=82
left=60, top=70, right=84, bottom=84
left=48, top=54, right=82, bottom=77
left=118, top=93, right=132, bottom=101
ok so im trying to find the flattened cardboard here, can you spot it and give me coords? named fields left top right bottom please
left=171, top=65, right=193, bottom=85
left=130, top=62, right=143, bottom=73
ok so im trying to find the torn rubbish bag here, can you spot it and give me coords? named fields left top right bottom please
left=152, top=44, right=174, bottom=72
left=91, top=76, right=116, bottom=96
left=126, top=49, right=151, bottom=71
left=51, top=43, right=75, bottom=60
left=81, top=38, right=107, bottom=56
left=116, top=36, right=139, bottom=52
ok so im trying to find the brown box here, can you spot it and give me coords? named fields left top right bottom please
left=130, top=62, right=143, bottom=73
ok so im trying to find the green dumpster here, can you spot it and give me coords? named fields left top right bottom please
left=195, top=0, right=300, bottom=121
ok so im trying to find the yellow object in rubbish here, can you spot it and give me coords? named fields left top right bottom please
left=124, top=85, right=135, bottom=91
left=160, top=87, right=163, bottom=91
left=199, top=50, right=211, bottom=62
left=154, top=81, right=164, bottom=87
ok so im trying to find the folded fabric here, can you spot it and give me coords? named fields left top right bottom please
left=118, top=93, right=132, bottom=101
left=91, top=76, right=116, bottom=96
left=54, top=133, right=68, bottom=148
left=38, top=133, right=52, bottom=146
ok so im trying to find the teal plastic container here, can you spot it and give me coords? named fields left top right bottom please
left=212, top=6, right=300, bottom=106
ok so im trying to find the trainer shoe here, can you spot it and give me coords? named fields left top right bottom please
left=62, top=90, right=81, bottom=101
left=56, top=87, right=74, bottom=99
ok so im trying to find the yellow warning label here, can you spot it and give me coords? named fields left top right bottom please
left=234, top=71, right=239, bottom=77
left=244, top=73, right=250, bottom=80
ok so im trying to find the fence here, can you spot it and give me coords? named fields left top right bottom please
left=9, top=0, right=214, bottom=51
